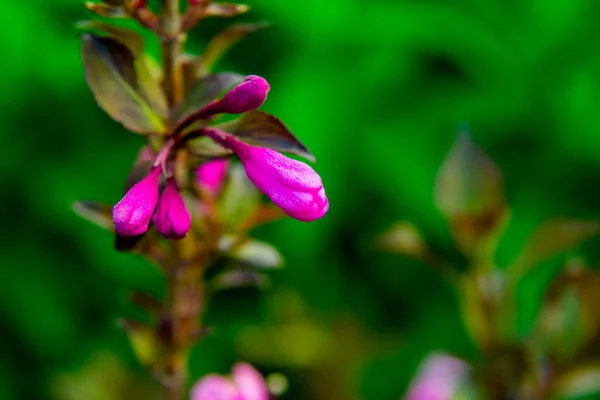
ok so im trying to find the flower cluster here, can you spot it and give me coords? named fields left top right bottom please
left=112, top=75, right=329, bottom=239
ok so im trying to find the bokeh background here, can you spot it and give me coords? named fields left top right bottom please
left=4, top=0, right=600, bottom=398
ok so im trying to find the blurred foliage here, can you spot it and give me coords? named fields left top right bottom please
left=4, top=0, right=600, bottom=399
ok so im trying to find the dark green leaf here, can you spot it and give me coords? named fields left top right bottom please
left=81, top=34, right=166, bottom=133
left=219, top=164, right=260, bottom=231
left=195, top=22, right=268, bottom=74
left=73, top=200, right=113, bottom=230
left=124, top=160, right=153, bottom=192
left=188, top=135, right=233, bottom=158
left=84, top=2, right=128, bottom=18
left=225, top=111, right=315, bottom=162
left=78, top=21, right=144, bottom=57
left=508, top=219, right=599, bottom=280
left=175, top=72, right=244, bottom=122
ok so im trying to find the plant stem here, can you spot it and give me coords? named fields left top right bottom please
left=161, top=0, right=184, bottom=108
left=159, top=0, right=189, bottom=398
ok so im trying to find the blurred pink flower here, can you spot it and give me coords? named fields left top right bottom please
left=195, top=159, right=230, bottom=196
left=191, top=362, right=269, bottom=400
left=205, top=129, right=328, bottom=222
left=404, top=353, right=469, bottom=400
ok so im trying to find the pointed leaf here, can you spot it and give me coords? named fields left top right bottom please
left=81, top=34, right=166, bottom=133
left=435, top=130, right=505, bottom=218
left=195, top=22, right=268, bottom=74
left=509, top=219, right=599, bottom=279
left=226, top=111, right=315, bottom=162
left=219, top=164, right=260, bottom=231
left=78, top=26, right=167, bottom=117
left=73, top=200, right=114, bottom=230
left=435, top=128, right=507, bottom=257
left=175, top=72, right=244, bottom=122
left=84, top=2, right=128, bottom=18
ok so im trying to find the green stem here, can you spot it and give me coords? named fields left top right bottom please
left=161, top=0, right=183, bottom=108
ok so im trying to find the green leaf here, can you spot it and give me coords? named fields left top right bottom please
left=73, top=200, right=113, bottom=230
left=84, top=2, right=128, bottom=18
left=209, top=269, right=270, bottom=292
left=78, top=26, right=168, bottom=118
left=224, top=110, right=315, bottom=162
left=553, top=364, right=600, bottom=399
left=508, top=219, right=599, bottom=280
left=81, top=34, right=166, bottom=133
left=219, top=164, right=260, bottom=231
left=205, top=3, right=250, bottom=17
left=195, top=22, right=268, bottom=74
left=434, top=128, right=507, bottom=256
left=219, top=235, right=284, bottom=268
left=175, top=72, right=244, bottom=122
left=435, top=129, right=505, bottom=218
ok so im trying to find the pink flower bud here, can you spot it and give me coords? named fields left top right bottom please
left=191, top=363, right=268, bottom=400
left=219, top=75, right=270, bottom=114
left=208, top=131, right=328, bottom=222
left=112, top=167, right=161, bottom=237
left=152, top=179, right=191, bottom=239
left=195, top=159, right=230, bottom=196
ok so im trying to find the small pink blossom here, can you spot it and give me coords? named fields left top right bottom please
left=195, top=159, right=230, bottom=196
left=191, top=362, right=269, bottom=400
left=405, top=353, right=469, bottom=400
left=152, top=178, right=191, bottom=239
left=207, top=130, right=328, bottom=222
left=112, top=166, right=161, bottom=237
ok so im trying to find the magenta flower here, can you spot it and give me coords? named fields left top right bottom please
left=219, top=75, right=270, bottom=114
left=189, top=76, right=270, bottom=122
left=191, top=362, right=269, bottom=400
left=152, top=178, right=192, bottom=239
left=205, top=129, right=328, bottom=222
left=195, top=159, right=230, bottom=196
left=112, top=166, right=161, bottom=237
left=405, top=353, right=469, bottom=400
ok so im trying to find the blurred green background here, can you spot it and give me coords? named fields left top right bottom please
left=4, top=0, right=600, bottom=398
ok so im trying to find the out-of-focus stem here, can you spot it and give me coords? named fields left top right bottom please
left=161, top=0, right=184, bottom=108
